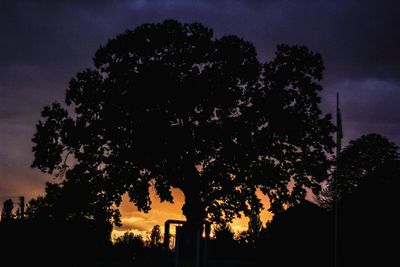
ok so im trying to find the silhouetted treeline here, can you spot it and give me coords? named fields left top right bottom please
left=205, top=201, right=333, bottom=267
left=0, top=218, right=172, bottom=267
left=0, top=218, right=112, bottom=266
left=2, top=134, right=398, bottom=266
left=0, top=190, right=170, bottom=267
left=2, top=176, right=399, bottom=267
left=113, top=231, right=172, bottom=267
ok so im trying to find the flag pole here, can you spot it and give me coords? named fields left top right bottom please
left=334, top=92, right=342, bottom=267
left=336, top=92, right=342, bottom=154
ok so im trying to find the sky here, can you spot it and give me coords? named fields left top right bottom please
left=1, top=0, right=400, bottom=237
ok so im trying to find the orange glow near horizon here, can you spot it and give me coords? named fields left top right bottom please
left=112, top=188, right=273, bottom=240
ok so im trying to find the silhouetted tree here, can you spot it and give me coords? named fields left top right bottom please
left=1, top=199, right=15, bottom=222
left=209, top=222, right=241, bottom=261
left=313, top=133, right=400, bottom=266
left=32, top=20, right=334, bottom=225
left=322, top=134, right=400, bottom=266
left=338, top=134, right=398, bottom=193
left=319, top=133, right=399, bottom=207
left=114, top=232, right=145, bottom=262
left=149, top=224, right=162, bottom=248
left=115, top=232, right=145, bottom=247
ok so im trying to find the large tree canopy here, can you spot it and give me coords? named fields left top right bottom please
left=32, top=20, right=334, bottom=224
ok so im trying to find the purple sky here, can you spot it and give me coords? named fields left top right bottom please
left=1, top=0, right=399, bottom=201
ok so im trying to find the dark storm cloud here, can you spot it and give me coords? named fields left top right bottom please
left=1, top=0, right=399, bottom=201
left=233, top=0, right=400, bottom=81
left=2, top=0, right=400, bottom=79
left=1, top=1, right=122, bottom=71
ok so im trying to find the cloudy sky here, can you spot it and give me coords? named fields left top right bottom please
left=1, top=0, right=399, bottom=235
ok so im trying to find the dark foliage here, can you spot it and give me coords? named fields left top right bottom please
left=149, top=224, right=163, bottom=248
left=0, top=219, right=113, bottom=266
left=319, top=133, right=399, bottom=206
left=259, top=201, right=334, bottom=267
left=1, top=199, right=15, bottom=222
left=32, top=20, right=334, bottom=225
left=335, top=134, right=400, bottom=266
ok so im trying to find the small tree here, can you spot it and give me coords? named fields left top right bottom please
left=114, top=232, right=145, bottom=261
left=319, top=133, right=399, bottom=207
left=337, top=133, right=398, bottom=194
left=1, top=199, right=15, bottom=222
left=149, top=225, right=162, bottom=248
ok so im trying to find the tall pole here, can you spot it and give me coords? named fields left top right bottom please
left=336, top=92, right=342, bottom=155
left=19, top=196, right=24, bottom=220
left=334, top=92, right=342, bottom=267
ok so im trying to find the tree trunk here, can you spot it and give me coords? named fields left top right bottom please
left=177, top=175, right=207, bottom=267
